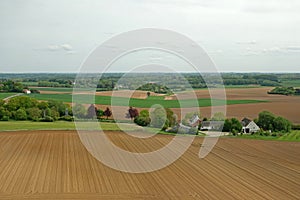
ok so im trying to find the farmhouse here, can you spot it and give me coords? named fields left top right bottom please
left=189, top=115, right=201, bottom=127
left=23, top=89, right=31, bottom=94
left=200, top=121, right=224, bottom=131
left=241, top=118, right=260, bottom=134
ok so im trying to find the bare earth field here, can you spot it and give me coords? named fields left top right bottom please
left=95, top=87, right=300, bottom=124
left=0, top=131, right=299, bottom=199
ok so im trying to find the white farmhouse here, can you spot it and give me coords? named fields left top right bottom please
left=23, top=89, right=31, bottom=94
left=241, top=118, right=260, bottom=134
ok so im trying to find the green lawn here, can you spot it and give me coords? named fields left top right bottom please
left=0, top=121, right=139, bottom=131
left=0, top=93, right=18, bottom=100
left=28, top=93, right=267, bottom=108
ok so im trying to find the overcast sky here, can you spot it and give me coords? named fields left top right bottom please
left=0, top=0, right=300, bottom=73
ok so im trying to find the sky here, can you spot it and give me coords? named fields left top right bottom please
left=0, top=0, right=300, bottom=73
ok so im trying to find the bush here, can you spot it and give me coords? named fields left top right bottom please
left=15, top=108, right=27, bottom=120
left=59, top=116, right=74, bottom=121
left=1, top=116, right=9, bottom=121
left=134, top=110, right=151, bottom=126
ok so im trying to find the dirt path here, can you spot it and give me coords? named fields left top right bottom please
left=0, top=131, right=299, bottom=199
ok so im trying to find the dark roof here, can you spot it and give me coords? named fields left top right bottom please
left=241, top=118, right=252, bottom=126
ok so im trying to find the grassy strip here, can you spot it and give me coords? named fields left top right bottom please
left=0, top=121, right=139, bottom=132
left=28, top=93, right=267, bottom=108
left=227, top=131, right=300, bottom=142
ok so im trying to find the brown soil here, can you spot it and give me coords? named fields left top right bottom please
left=175, top=87, right=300, bottom=123
left=0, top=131, right=299, bottom=199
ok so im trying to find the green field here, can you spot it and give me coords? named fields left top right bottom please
left=234, top=131, right=300, bottom=142
left=281, top=80, right=300, bottom=87
left=27, top=93, right=267, bottom=108
left=0, top=121, right=139, bottom=131
left=29, top=87, right=75, bottom=92
left=0, top=93, right=18, bottom=100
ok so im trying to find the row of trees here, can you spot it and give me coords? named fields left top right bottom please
left=0, top=96, right=71, bottom=121
left=0, top=96, right=115, bottom=122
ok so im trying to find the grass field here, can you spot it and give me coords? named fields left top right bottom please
left=281, top=80, right=300, bottom=87
left=234, top=131, right=300, bottom=142
left=29, top=87, right=75, bottom=92
left=0, top=121, right=139, bottom=131
left=0, top=93, right=18, bottom=100
left=27, top=93, right=266, bottom=108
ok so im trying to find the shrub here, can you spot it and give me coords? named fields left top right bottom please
left=15, top=108, right=27, bottom=120
left=59, top=116, right=74, bottom=121
left=1, top=116, right=9, bottom=121
left=134, top=110, right=151, bottom=126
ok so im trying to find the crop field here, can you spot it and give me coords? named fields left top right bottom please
left=0, top=130, right=299, bottom=199
left=28, top=93, right=265, bottom=108
left=172, top=87, right=300, bottom=124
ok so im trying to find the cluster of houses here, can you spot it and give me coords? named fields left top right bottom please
left=176, top=115, right=260, bottom=135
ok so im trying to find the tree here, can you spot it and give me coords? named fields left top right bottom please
left=0, top=107, right=11, bottom=121
left=26, top=107, right=42, bottom=121
left=150, top=107, right=166, bottom=128
left=134, top=110, right=151, bottom=126
left=15, top=108, right=27, bottom=120
left=103, top=107, right=112, bottom=119
left=128, top=107, right=139, bottom=120
left=96, top=109, right=104, bottom=119
left=87, top=104, right=97, bottom=119
left=6, top=96, right=38, bottom=111
left=273, top=116, right=292, bottom=133
left=48, top=100, right=67, bottom=116
left=223, top=119, right=231, bottom=132
left=230, top=118, right=242, bottom=133
left=222, top=118, right=242, bottom=133
left=257, top=111, right=276, bottom=131
left=73, top=104, right=86, bottom=119
left=164, top=108, right=176, bottom=129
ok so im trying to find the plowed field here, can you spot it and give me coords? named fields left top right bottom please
left=0, top=131, right=299, bottom=199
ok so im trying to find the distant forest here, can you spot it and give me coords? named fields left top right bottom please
left=0, top=73, right=299, bottom=93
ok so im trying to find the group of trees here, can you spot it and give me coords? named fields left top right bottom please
left=268, top=87, right=300, bottom=96
left=0, top=96, right=71, bottom=122
left=74, top=104, right=112, bottom=120
left=132, top=107, right=176, bottom=130
left=0, top=96, right=115, bottom=122
left=137, top=83, right=172, bottom=94
left=255, top=111, right=292, bottom=133
left=0, top=80, right=24, bottom=92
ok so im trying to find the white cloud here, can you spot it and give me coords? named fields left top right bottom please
left=61, top=44, right=73, bottom=51
left=46, top=44, right=73, bottom=51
